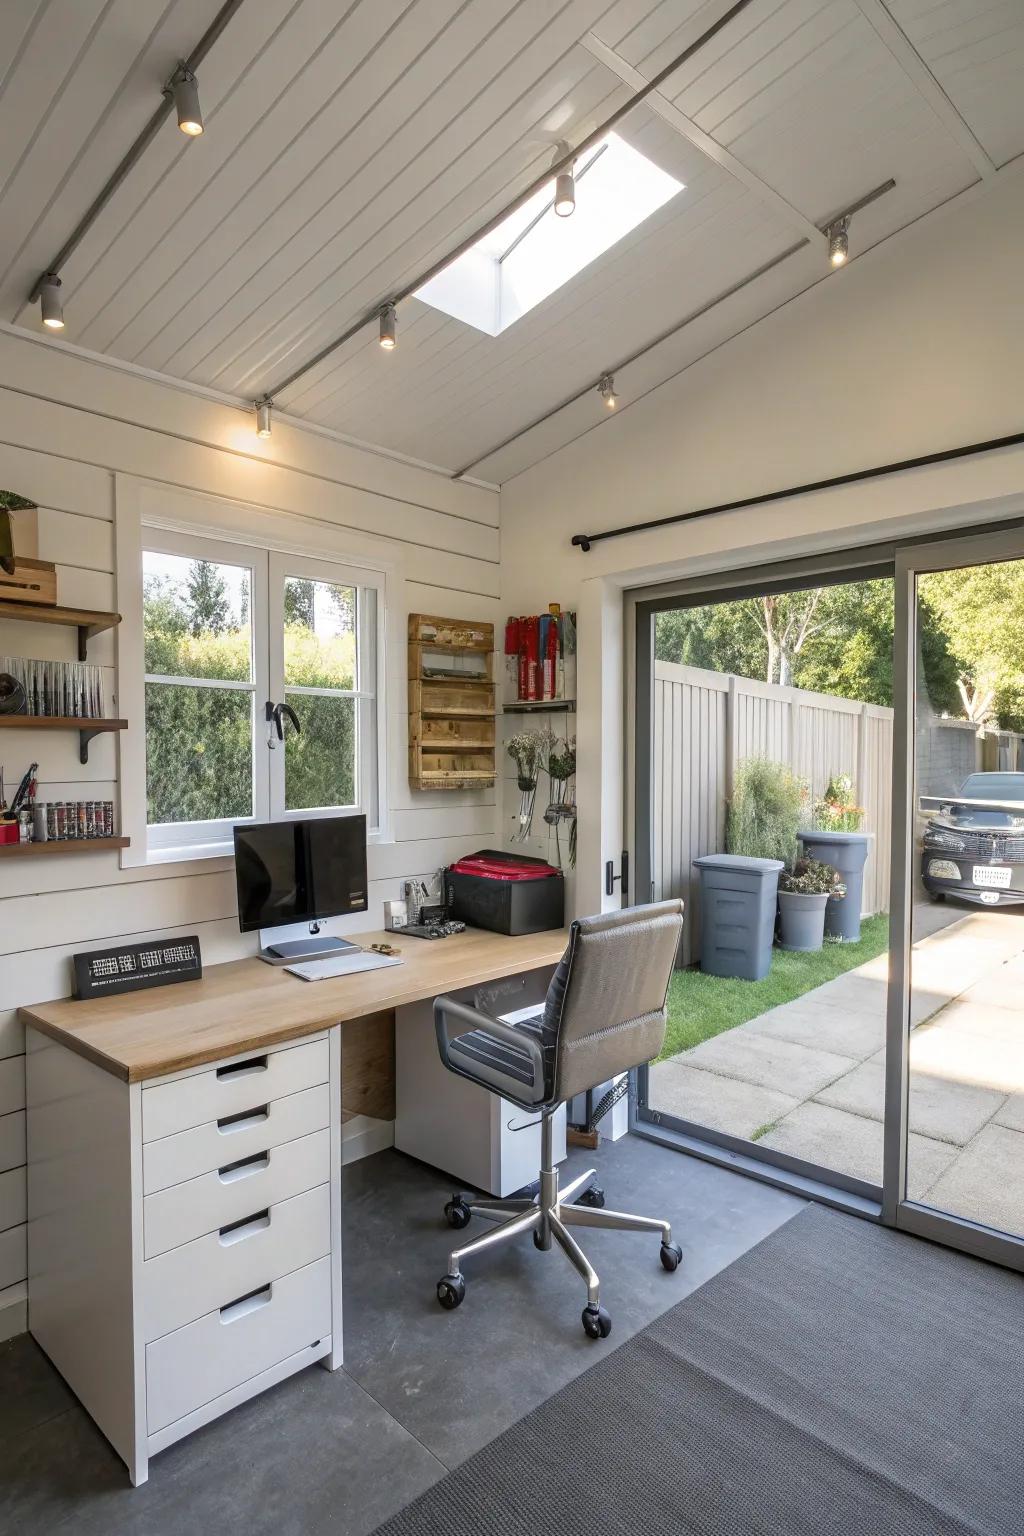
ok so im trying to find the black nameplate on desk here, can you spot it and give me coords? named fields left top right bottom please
left=72, top=936, right=203, bottom=1000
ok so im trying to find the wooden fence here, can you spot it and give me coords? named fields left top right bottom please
left=652, top=662, right=894, bottom=967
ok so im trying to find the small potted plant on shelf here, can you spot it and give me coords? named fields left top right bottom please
left=506, top=729, right=545, bottom=841
left=777, top=856, right=846, bottom=953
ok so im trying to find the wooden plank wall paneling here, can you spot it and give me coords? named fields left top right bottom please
left=0, top=341, right=500, bottom=1337
left=652, top=662, right=894, bottom=966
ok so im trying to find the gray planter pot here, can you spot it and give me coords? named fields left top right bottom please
left=797, top=830, right=873, bottom=942
left=693, top=854, right=783, bottom=982
left=777, top=889, right=829, bottom=952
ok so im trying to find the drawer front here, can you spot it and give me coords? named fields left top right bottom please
left=144, top=1128, right=329, bottom=1259
left=143, top=1039, right=329, bottom=1143
left=143, top=1083, right=330, bottom=1195
left=146, top=1255, right=332, bottom=1434
left=143, top=1183, right=332, bottom=1343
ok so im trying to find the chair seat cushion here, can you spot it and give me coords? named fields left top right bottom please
left=448, top=1011, right=556, bottom=1102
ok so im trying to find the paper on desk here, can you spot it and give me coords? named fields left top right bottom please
left=498, top=1003, right=546, bottom=1024
left=285, top=952, right=403, bottom=982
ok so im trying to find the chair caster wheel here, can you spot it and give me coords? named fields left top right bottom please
left=660, top=1241, right=683, bottom=1273
left=437, top=1274, right=466, bottom=1310
left=577, top=1186, right=605, bottom=1209
left=582, top=1304, right=612, bottom=1339
left=444, top=1197, right=472, bottom=1230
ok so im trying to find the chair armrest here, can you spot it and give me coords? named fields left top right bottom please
left=433, top=995, right=545, bottom=1095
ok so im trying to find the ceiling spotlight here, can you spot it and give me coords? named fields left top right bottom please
left=554, top=168, right=575, bottom=218
left=170, top=64, right=204, bottom=136
left=39, top=273, right=64, bottom=330
left=828, top=216, right=850, bottom=268
left=379, top=302, right=397, bottom=350
left=255, top=396, right=272, bottom=438
left=598, top=372, right=618, bottom=409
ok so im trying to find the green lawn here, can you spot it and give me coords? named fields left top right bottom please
left=659, top=912, right=890, bottom=1060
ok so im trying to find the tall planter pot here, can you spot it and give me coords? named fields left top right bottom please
left=693, top=854, right=784, bottom=982
left=777, top=890, right=829, bottom=952
left=797, top=830, right=873, bottom=942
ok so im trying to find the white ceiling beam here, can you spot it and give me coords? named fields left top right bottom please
left=581, top=31, right=827, bottom=249
left=850, top=0, right=996, bottom=180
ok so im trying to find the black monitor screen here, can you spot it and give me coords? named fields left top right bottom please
left=234, top=816, right=368, bottom=933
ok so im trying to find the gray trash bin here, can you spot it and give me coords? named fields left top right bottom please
left=797, top=830, right=873, bottom=942
left=693, top=854, right=784, bottom=981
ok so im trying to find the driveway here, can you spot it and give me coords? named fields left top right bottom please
left=649, top=907, right=1024, bottom=1236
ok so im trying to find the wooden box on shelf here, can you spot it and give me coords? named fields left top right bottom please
left=408, top=613, right=496, bottom=791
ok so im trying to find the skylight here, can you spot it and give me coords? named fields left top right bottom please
left=415, top=134, right=683, bottom=336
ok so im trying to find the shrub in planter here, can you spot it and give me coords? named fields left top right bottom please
left=777, top=857, right=846, bottom=953
left=813, top=772, right=865, bottom=833
left=727, top=758, right=805, bottom=867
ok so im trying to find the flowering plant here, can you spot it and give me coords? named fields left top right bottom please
left=506, top=730, right=545, bottom=789
left=813, top=772, right=865, bottom=833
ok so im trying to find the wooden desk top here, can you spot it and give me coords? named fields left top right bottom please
left=20, top=926, right=569, bottom=1084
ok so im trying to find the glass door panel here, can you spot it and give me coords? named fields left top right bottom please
left=889, top=531, right=1024, bottom=1269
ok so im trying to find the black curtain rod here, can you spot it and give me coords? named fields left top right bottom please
left=570, top=431, right=1024, bottom=551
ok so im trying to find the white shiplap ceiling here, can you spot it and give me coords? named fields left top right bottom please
left=0, top=0, right=1021, bottom=482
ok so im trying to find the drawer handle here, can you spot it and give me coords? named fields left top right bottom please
left=219, top=1209, right=271, bottom=1246
left=218, top=1150, right=270, bottom=1183
left=220, top=1283, right=272, bottom=1324
left=216, top=1055, right=268, bottom=1080
left=217, top=1104, right=270, bottom=1134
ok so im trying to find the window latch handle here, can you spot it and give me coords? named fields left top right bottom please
left=265, top=699, right=301, bottom=748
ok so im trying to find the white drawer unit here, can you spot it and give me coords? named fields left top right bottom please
left=142, top=1038, right=329, bottom=1142
left=144, top=1126, right=331, bottom=1259
left=25, top=1027, right=343, bottom=1486
left=143, top=1083, right=331, bottom=1194
left=146, top=1256, right=333, bottom=1436
left=143, top=1183, right=331, bottom=1343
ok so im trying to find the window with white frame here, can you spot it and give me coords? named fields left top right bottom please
left=141, top=529, right=382, bottom=860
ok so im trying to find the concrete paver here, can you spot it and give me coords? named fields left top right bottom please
left=681, top=1031, right=856, bottom=1099
left=758, top=1101, right=957, bottom=1198
left=816, top=1057, right=1005, bottom=1146
left=646, top=1060, right=800, bottom=1139
left=917, top=1123, right=1024, bottom=1236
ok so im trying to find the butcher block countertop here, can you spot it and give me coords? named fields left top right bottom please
left=20, top=926, right=569, bottom=1083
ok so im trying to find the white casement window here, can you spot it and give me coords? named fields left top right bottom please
left=139, top=528, right=383, bottom=862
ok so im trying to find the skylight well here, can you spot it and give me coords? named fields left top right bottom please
left=415, top=134, right=683, bottom=337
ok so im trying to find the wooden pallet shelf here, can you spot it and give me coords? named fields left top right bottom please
left=408, top=613, right=496, bottom=791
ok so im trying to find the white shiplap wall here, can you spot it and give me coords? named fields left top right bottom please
left=0, top=329, right=500, bottom=1341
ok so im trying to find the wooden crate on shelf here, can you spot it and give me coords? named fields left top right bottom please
left=408, top=613, right=496, bottom=791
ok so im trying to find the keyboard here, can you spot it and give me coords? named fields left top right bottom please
left=285, top=951, right=402, bottom=982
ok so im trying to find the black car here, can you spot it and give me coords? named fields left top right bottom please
left=921, top=771, right=1024, bottom=907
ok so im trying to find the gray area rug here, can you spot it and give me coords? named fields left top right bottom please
left=373, top=1204, right=1024, bottom=1535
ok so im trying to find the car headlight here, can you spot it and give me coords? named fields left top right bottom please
left=927, top=859, right=961, bottom=880
left=926, top=830, right=966, bottom=853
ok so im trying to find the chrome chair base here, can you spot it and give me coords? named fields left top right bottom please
left=437, top=1117, right=682, bottom=1338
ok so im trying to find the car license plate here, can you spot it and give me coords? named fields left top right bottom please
left=973, top=864, right=1012, bottom=889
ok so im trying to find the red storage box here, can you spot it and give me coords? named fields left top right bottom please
left=445, top=849, right=564, bottom=935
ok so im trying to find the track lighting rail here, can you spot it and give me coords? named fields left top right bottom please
left=27, top=0, right=248, bottom=308
left=264, top=0, right=759, bottom=401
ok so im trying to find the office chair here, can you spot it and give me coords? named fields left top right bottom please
left=433, top=900, right=685, bottom=1338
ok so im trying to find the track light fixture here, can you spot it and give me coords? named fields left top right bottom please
left=170, top=63, right=204, bottom=136
left=379, top=302, right=397, bottom=350
left=828, top=216, right=850, bottom=268
left=552, top=142, right=575, bottom=218
left=598, top=373, right=618, bottom=409
left=39, top=274, right=64, bottom=330
left=255, top=396, right=272, bottom=438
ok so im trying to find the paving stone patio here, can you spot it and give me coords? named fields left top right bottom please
left=649, top=907, right=1024, bottom=1235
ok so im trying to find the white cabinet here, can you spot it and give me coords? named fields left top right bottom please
left=26, top=1029, right=342, bottom=1487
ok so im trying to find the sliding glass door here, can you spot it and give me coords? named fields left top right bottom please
left=630, top=525, right=1024, bottom=1272
left=885, top=528, right=1024, bottom=1272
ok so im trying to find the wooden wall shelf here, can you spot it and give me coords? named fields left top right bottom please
left=408, top=613, right=496, bottom=791
left=0, top=714, right=127, bottom=763
left=0, top=836, right=129, bottom=859
left=0, top=598, right=121, bottom=661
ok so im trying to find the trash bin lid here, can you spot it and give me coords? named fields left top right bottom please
left=797, top=830, right=874, bottom=845
left=693, top=853, right=784, bottom=873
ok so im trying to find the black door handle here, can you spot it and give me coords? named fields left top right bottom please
left=265, top=700, right=302, bottom=741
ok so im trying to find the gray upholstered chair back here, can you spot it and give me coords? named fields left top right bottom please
left=545, top=899, right=684, bottom=1104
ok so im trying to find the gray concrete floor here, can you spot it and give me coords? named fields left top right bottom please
left=0, top=1134, right=802, bottom=1536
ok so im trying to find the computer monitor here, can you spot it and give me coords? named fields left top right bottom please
left=234, top=814, right=368, bottom=964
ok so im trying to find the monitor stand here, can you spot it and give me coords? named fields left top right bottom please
left=257, top=920, right=360, bottom=967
